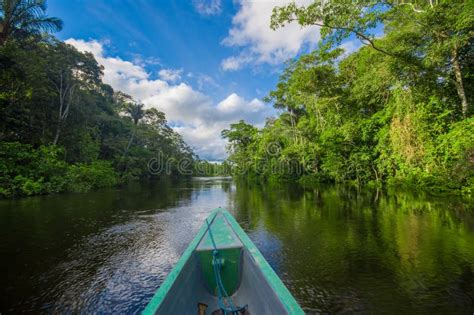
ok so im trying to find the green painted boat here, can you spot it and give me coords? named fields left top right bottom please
left=143, top=208, right=304, bottom=315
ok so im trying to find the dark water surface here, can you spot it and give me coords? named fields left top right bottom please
left=0, top=178, right=473, bottom=314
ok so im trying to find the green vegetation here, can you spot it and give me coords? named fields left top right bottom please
left=1, top=0, right=472, bottom=197
left=0, top=0, right=194, bottom=197
left=222, top=1, right=473, bottom=195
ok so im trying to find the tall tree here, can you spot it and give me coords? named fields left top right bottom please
left=0, top=0, right=63, bottom=45
left=122, top=102, right=145, bottom=159
left=47, top=41, right=103, bottom=145
left=271, top=0, right=473, bottom=117
left=222, top=120, right=258, bottom=152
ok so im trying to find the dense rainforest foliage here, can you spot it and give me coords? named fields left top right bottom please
left=1, top=1, right=472, bottom=197
left=0, top=0, right=194, bottom=197
left=222, top=1, right=473, bottom=195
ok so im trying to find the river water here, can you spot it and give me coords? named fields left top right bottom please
left=0, top=178, right=473, bottom=314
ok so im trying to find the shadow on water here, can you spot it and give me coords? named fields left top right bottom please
left=0, top=177, right=473, bottom=313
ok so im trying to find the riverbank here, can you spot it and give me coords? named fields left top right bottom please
left=1, top=35, right=194, bottom=198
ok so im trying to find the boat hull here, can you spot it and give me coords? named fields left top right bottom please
left=143, top=208, right=304, bottom=315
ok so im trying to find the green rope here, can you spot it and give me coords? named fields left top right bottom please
left=205, top=218, right=247, bottom=315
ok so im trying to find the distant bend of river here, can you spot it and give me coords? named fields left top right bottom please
left=0, top=178, right=473, bottom=313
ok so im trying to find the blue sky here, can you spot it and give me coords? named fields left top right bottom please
left=47, top=0, right=355, bottom=160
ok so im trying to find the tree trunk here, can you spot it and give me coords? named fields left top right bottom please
left=0, top=23, right=9, bottom=46
left=452, top=46, right=469, bottom=117
left=123, top=124, right=137, bottom=159
left=53, top=123, right=61, bottom=145
left=289, top=109, right=298, bottom=144
left=0, top=33, right=6, bottom=46
left=51, top=74, right=75, bottom=145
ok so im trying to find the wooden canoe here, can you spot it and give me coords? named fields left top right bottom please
left=143, top=208, right=304, bottom=315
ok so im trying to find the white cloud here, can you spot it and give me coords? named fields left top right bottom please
left=66, top=38, right=104, bottom=56
left=182, top=72, right=220, bottom=92
left=66, top=38, right=274, bottom=160
left=221, top=0, right=320, bottom=71
left=158, top=68, right=183, bottom=82
left=339, top=39, right=363, bottom=57
left=132, top=54, right=161, bottom=67
left=193, top=0, right=222, bottom=16
left=221, top=53, right=253, bottom=71
left=217, top=93, right=265, bottom=114
left=66, top=39, right=149, bottom=94
left=172, top=93, right=272, bottom=160
left=221, top=57, right=241, bottom=71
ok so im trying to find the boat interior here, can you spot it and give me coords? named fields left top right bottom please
left=155, top=212, right=288, bottom=314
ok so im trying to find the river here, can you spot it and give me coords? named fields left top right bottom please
left=0, top=177, right=473, bottom=313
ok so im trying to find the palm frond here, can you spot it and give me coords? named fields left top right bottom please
left=23, top=16, right=62, bottom=32
left=0, top=0, right=62, bottom=44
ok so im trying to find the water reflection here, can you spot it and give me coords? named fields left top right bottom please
left=231, top=181, right=474, bottom=313
left=0, top=178, right=472, bottom=313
